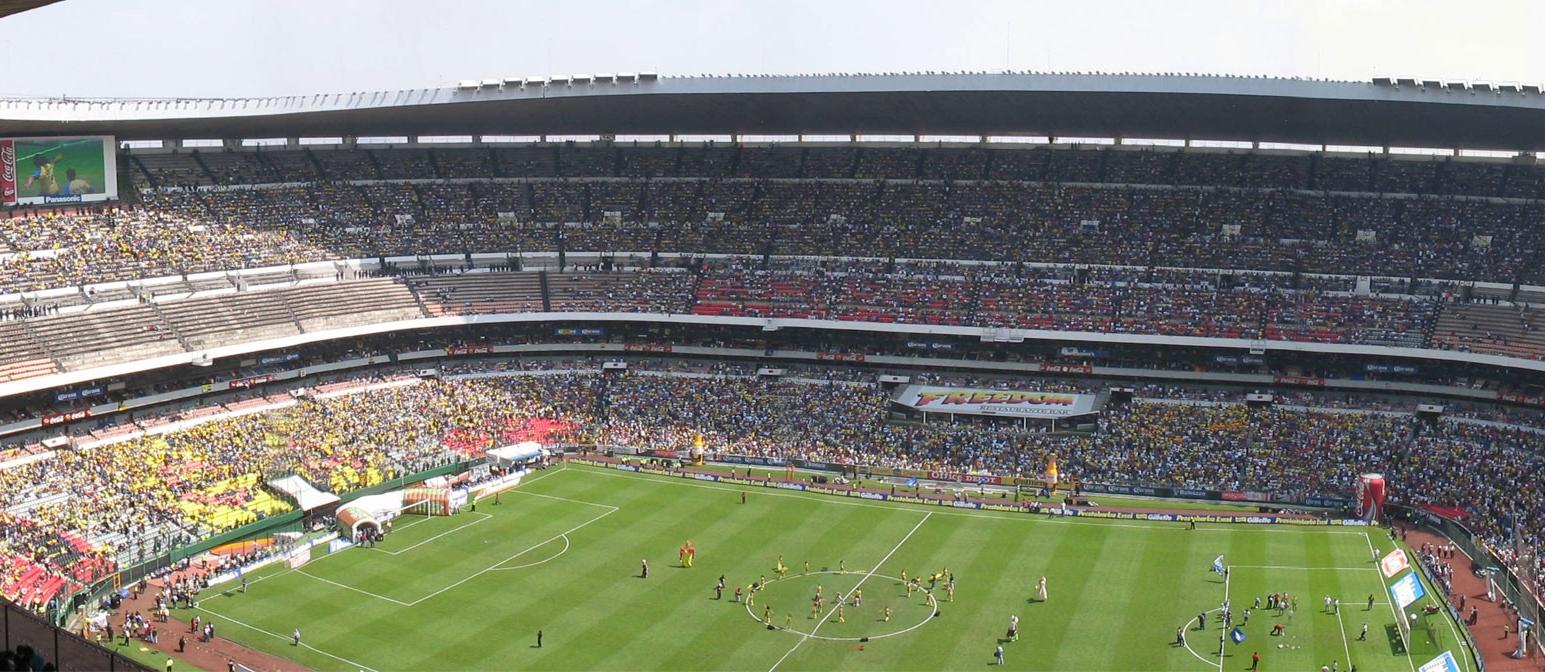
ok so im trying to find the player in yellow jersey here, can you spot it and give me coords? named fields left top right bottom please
left=24, top=155, right=62, bottom=197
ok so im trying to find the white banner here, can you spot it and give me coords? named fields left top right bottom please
left=1380, top=548, right=1410, bottom=578
left=894, top=385, right=1098, bottom=419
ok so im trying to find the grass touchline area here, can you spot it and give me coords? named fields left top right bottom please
left=166, top=463, right=1469, bottom=672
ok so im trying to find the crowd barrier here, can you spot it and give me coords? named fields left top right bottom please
left=1394, top=504, right=1542, bottom=667
left=573, top=457, right=1365, bottom=526
left=0, top=598, right=151, bottom=671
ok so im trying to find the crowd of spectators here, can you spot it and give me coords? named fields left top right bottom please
left=5, top=144, right=1545, bottom=295
left=1, top=364, right=1543, bottom=615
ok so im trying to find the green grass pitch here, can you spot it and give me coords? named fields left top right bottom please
left=182, top=464, right=1473, bottom=671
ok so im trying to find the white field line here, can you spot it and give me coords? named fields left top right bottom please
left=1219, top=567, right=1230, bottom=671
left=766, top=512, right=933, bottom=672
left=571, top=465, right=1368, bottom=535
left=487, top=534, right=571, bottom=572
left=286, top=466, right=615, bottom=606
left=294, top=568, right=413, bottom=606
left=404, top=504, right=617, bottom=606
left=1230, top=564, right=1383, bottom=571
left=1335, top=605, right=1353, bottom=671
left=1179, top=607, right=1224, bottom=667
left=371, top=512, right=492, bottom=556
left=1388, top=533, right=1476, bottom=672
left=195, top=603, right=382, bottom=672
left=1365, top=532, right=1419, bottom=672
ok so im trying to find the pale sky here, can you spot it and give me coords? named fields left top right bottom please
left=0, top=0, right=1540, bottom=98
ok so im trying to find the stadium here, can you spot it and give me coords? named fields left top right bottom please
left=0, top=2, right=1543, bottom=671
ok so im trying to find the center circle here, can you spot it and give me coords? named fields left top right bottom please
left=740, top=569, right=940, bottom=641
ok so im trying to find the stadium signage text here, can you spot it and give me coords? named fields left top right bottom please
left=896, top=385, right=1098, bottom=419
left=0, top=141, right=14, bottom=204
left=229, top=374, right=274, bottom=389
left=41, top=408, right=92, bottom=427
left=446, top=343, right=496, bottom=356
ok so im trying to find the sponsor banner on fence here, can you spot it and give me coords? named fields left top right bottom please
left=446, top=343, right=495, bottom=356
left=573, top=459, right=1349, bottom=527
left=896, top=385, right=1098, bottom=419
left=41, top=408, right=92, bottom=427
left=228, top=374, right=274, bottom=389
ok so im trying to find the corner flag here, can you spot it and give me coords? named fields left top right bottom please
left=1212, top=555, right=1226, bottom=576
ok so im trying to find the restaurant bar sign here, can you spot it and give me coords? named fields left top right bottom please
left=894, top=385, right=1098, bottom=419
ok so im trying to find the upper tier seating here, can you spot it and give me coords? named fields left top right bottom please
left=282, top=278, right=425, bottom=331
left=26, top=305, right=183, bottom=370
left=409, top=272, right=545, bottom=316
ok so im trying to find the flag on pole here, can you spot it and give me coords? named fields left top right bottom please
left=1229, top=627, right=1246, bottom=644
left=1212, top=555, right=1226, bottom=576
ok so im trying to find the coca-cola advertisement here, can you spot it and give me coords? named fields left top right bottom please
left=0, top=140, right=15, bottom=206
left=0, top=136, right=119, bottom=205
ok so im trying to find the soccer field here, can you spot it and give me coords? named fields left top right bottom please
left=189, top=463, right=1472, bottom=671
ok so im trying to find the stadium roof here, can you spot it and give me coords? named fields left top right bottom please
left=0, top=0, right=57, bottom=19
left=6, top=72, right=1545, bottom=150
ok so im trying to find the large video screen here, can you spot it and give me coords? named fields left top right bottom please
left=1, top=135, right=118, bottom=206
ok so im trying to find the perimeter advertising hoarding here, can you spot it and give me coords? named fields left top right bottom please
left=894, top=385, right=1098, bottom=419
left=1, top=135, right=118, bottom=205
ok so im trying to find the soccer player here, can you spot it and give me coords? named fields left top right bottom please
left=292, top=628, right=300, bottom=646
left=837, top=604, right=846, bottom=623
left=810, top=598, right=820, bottom=620
left=840, top=560, right=847, bottom=574
left=24, top=155, right=60, bottom=197
left=1250, top=651, right=1260, bottom=671
left=741, top=491, right=747, bottom=504
left=1367, top=594, right=1375, bottom=611
left=803, top=560, right=811, bottom=574
left=641, top=559, right=649, bottom=578
left=1175, top=626, right=1185, bottom=645
left=946, top=581, right=955, bottom=602
left=1036, top=576, right=1048, bottom=602
left=883, top=606, right=892, bottom=622
left=734, top=585, right=742, bottom=603
left=537, top=629, right=543, bottom=648
left=1007, top=614, right=1020, bottom=641
left=715, top=576, right=725, bottom=600
left=853, top=589, right=863, bottom=607
left=763, top=605, right=773, bottom=624
left=995, top=644, right=1005, bottom=666
left=1197, top=612, right=1206, bottom=630
left=64, top=168, right=92, bottom=196
left=1358, top=623, right=1368, bottom=641
left=747, top=586, right=756, bottom=608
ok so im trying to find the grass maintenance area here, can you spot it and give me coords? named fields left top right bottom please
left=187, top=463, right=1472, bottom=671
